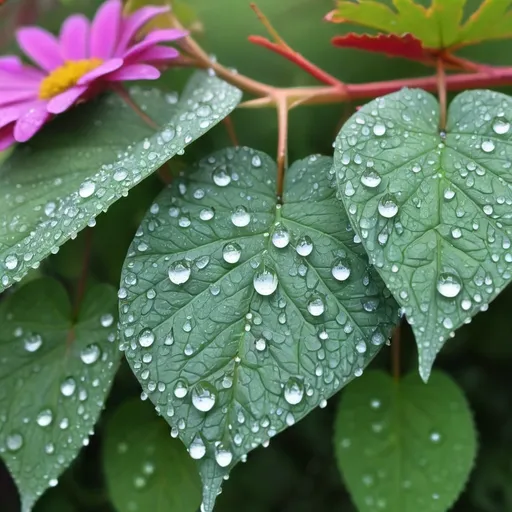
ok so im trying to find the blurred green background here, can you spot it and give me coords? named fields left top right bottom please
left=2, top=0, right=512, bottom=511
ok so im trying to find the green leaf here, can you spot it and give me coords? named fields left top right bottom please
left=330, top=0, right=512, bottom=49
left=333, top=88, right=512, bottom=380
left=103, top=399, right=201, bottom=512
left=0, top=278, right=120, bottom=511
left=0, top=72, right=241, bottom=293
left=118, top=147, right=398, bottom=510
left=334, top=370, right=477, bottom=512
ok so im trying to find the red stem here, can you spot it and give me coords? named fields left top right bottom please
left=222, top=116, right=240, bottom=146
left=249, top=35, right=345, bottom=88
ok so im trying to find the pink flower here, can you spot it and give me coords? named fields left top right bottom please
left=0, top=0, right=187, bottom=150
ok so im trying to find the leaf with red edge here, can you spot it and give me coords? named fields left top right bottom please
left=327, top=0, right=512, bottom=51
left=332, top=32, right=430, bottom=62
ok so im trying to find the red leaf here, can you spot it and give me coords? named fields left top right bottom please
left=332, top=33, right=432, bottom=63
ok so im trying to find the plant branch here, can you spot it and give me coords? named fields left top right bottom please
left=114, top=84, right=160, bottom=129
left=222, top=116, right=240, bottom=146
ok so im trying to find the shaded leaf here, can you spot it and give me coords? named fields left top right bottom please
left=333, top=88, right=512, bottom=380
left=328, top=0, right=512, bottom=50
left=335, top=370, right=477, bottom=512
left=0, top=72, right=241, bottom=293
left=0, top=278, right=120, bottom=511
left=332, top=33, right=429, bottom=62
left=103, top=399, right=201, bottom=512
left=118, top=148, right=398, bottom=510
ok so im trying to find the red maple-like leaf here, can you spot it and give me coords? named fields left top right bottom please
left=331, top=33, right=432, bottom=63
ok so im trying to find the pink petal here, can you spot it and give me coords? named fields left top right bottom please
left=0, top=56, right=23, bottom=71
left=0, top=90, right=38, bottom=106
left=77, top=58, right=124, bottom=85
left=13, top=103, right=50, bottom=142
left=0, top=125, right=15, bottom=151
left=0, top=103, right=38, bottom=129
left=0, top=72, right=41, bottom=89
left=106, top=64, right=160, bottom=81
left=16, top=27, right=64, bottom=72
left=60, top=14, right=89, bottom=60
left=123, top=29, right=187, bottom=62
left=90, top=0, right=123, bottom=59
left=115, top=5, right=170, bottom=55
left=132, top=46, right=179, bottom=64
left=47, top=86, right=88, bottom=114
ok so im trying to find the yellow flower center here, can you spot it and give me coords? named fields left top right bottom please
left=39, top=58, right=103, bottom=100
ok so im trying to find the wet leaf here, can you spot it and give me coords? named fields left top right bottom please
left=118, top=148, right=398, bottom=510
left=334, top=370, right=477, bottom=512
left=0, top=72, right=241, bottom=293
left=103, top=399, right=201, bottom=512
left=328, top=0, right=512, bottom=51
left=0, top=278, right=120, bottom=511
left=333, top=88, right=512, bottom=380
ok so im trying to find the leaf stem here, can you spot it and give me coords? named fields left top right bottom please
left=392, top=322, right=401, bottom=383
left=113, top=84, right=160, bottom=130
left=222, top=116, right=240, bottom=146
left=276, top=97, right=288, bottom=200
left=436, top=58, right=447, bottom=131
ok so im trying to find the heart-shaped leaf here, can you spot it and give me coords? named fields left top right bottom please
left=333, top=88, right=512, bottom=380
left=0, top=72, right=241, bottom=292
left=103, top=399, right=201, bottom=512
left=0, top=278, right=120, bottom=511
left=335, top=370, right=477, bottom=512
left=118, top=147, right=398, bottom=510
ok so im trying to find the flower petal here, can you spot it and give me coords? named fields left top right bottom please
left=0, top=103, right=38, bottom=129
left=13, top=103, right=50, bottom=142
left=0, top=90, right=38, bottom=106
left=90, top=0, right=123, bottom=59
left=132, top=46, right=179, bottom=64
left=115, top=5, right=170, bottom=55
left=105, top=64, right=160, bottom=82
left=60, top=14, right=89, bottom=60
left=123, top=29, right=187, bottom=61
left=77, top=58, right=124, bottom=85
left=47, top=86, right=88, bottom=114
left=0, top=56, right=23, bottom=72
left=0, top=71, right=41, bottom=89
left=16, top=27, right=64, bottom=72
left=0, top=125, right=15, bottom=151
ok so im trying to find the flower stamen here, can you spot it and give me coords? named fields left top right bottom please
left=38, top=59, right=103, bottom=99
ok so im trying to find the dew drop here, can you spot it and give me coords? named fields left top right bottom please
left=360, top=170, right=381, bottom=188
left=272, top=224, right=290, bottom=248
left=481, top=140, right=495, bottom=153
left=79, top=181, right=95, bottom=198
left=212, top=166, right=231, bottom=186
left=331, top=258, right=351, bottom=281
left=255, top=338, right=267, bottom=351
left=191, top=382, right=217, bottom=412
left=168, top=260, right=191, bottom=285
left=24, top=334, right=42, bottom=353
left=222, top=242, right=242, bottom=264
left=173, top=379, right=188, bottom=398
left=138, top=329, right=155, bottom=348
left=284, top=377, right=304, bottom=405
left=493, top=117, right=510, bottom=135
left=215, top=445, right=233, bottom=467
left=4, top=255, right=18, bottom=270
left=60, top=377, right=76, bottom=397
left=373, top=123, right=386, bottom=136
left=6, top=433, right=23, bottom=452
left=437, top=272, right=462, bottom=298
left=307, top=295, right=325, bottom=316
left=80, top=344, right=101, bottom=365
left=231, top=206, right=251, bottom=227
left=378, top=194, right=399, bottom=218
left=189, top=435, right=206, bottom=460
left=253, top=267, right=278, bottom=296
left=295, top=235, right=313, bottom=256
left=199, top=207, right=215, bottom=221
left=36, top=409, right=53, bottom=427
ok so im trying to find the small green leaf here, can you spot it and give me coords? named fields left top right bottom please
left=334, top=370, right=477, bottom=512
left=0, top=72, right=241, bottom=292
left=0, top=278, right=120, bottom=511
left=118, top=148, right=398, bottom=510
left=103, top=399, right=201, bottom=512
left=333, top=88, right=512, bottom=380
